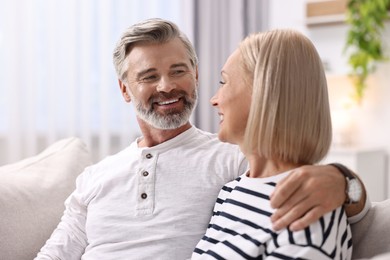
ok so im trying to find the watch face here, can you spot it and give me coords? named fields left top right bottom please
left=348, top=179, right=363, bottom=202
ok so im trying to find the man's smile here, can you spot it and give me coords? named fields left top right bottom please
left=156, top=98, right=180, bottom=106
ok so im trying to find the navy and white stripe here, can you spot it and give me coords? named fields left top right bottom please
left=192, top=171, right=352, bottom=259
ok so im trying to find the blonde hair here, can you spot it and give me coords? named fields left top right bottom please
left=240, top=29, right=332, bottom=165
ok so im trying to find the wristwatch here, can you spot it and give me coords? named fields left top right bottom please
left=329, top=163, right=363, bottom=204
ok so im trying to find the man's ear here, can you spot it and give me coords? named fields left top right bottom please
left=195, top=66, right=199, bottom=86
left=118, top=79, right=131, bottom=103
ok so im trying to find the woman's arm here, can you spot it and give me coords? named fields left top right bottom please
left=269, top=207, right=352, bottom=259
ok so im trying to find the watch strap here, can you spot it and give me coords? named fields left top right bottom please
left=329, top=163, right=356, bottom=180
left=328, top=163, right=357, bottom=204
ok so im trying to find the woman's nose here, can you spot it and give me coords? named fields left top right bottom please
left=210, top=92, right=218, bottom=106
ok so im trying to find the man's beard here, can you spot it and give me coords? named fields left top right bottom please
left=130, top=89, right=198, bottom=130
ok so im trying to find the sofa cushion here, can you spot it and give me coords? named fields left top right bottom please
left=0, top=137, right=92, bottom=260
left=352, top=199, right=390, bottom=259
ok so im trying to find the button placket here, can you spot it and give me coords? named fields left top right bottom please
left=136, top=151, right=156, bottom=215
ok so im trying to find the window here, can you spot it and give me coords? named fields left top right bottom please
left=0, top=0, right=192, bottom=164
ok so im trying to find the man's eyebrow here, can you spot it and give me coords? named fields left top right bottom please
left=136, top=68, right=157, bottom=79
left=171, top=63, right=190, bottom=70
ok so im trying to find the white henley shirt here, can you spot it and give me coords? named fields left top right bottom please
left=35, top=126, right=247, bottom=260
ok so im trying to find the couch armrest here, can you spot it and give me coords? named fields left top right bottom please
left=351, top=199, right=390, bottom=259
left=0, top=137, right=92, bottom=260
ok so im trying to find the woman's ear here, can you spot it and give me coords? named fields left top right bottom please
left=118, top=79, right=131, bottom=102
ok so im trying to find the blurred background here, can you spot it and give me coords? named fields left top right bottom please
left=0, top=0, right=389, bottom=200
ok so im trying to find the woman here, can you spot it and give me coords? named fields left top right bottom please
left=191, top=29, right=352, bottom=259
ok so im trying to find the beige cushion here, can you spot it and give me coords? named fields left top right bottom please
left=352, top=199, right=390, bottom=259
left=0, top=137, right=92, bottom=260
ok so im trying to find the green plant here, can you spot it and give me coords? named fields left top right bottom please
left=345, top=0, right=390, bottom=103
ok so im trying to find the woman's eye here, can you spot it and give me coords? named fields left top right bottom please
left=219, top=80, right=226, bottom=85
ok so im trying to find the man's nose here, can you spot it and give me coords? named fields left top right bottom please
left=156, top=76, right=176, bottom=93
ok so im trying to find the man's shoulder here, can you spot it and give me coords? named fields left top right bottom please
left=190, top=128, right=238, bottom=149
left=84, top=142, right=137, bottom=175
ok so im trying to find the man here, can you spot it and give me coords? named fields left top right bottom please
left=36, top=18, right=368, bottom=260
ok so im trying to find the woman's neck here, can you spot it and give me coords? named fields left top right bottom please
left=245, top=154, right=300, bottom=178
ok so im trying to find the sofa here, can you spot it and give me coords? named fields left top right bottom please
left=0, top=137, right=389, bottom=259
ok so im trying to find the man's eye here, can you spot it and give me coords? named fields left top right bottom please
left=142, top=75, right=158, bottom=82
left=172, top=70, right=185, bottom=76
left=219, top=80, right=226, bottom=85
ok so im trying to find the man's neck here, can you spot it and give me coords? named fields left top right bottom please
left=137, top=119, right=192, bottom=148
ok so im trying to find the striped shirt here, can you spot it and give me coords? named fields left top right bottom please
left=192, top=171, right=352, bottom=260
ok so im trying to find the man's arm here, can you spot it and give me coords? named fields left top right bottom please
left=269, top=164, right=367, bottom=231
left=35, top=194, right=88, bottom=259
left=35, top=173, right=89, bottom=259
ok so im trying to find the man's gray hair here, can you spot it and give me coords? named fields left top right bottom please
left=113, top=18, right=198, bottom=82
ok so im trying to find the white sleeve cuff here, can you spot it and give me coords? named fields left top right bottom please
left=348, top=194, right=371, bottom=224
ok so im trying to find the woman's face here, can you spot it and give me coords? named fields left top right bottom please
left=210, top=49, right=252, bottom=146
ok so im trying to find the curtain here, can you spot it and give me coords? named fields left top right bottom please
left=0, top=0, right=192, bottom=165
left=192, top=0, right=269, bottom=133
left=0, top=0, right=267, bottom=165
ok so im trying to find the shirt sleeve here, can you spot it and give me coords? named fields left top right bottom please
left=236, top=148, right=249, bottom=176
left=348, top=194, right=372, bottom=224
left=34, top=169, right=91, bottom=260
left=268, top=207, right=352, bottom=260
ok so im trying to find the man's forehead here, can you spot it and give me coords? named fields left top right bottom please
left=127, top=43, right=192, bottom=75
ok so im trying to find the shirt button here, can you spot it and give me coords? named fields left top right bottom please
left=142, top=171, right=149, bottom=177
left=141, top=193, right=147, bottom=199
left=145, top=153, right=153, bottom=159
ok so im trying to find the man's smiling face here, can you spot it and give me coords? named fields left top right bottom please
left=121, top=38, right=198, bottom=130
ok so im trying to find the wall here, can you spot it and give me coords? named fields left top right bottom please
left=269, top=0, right=390, bottom=200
